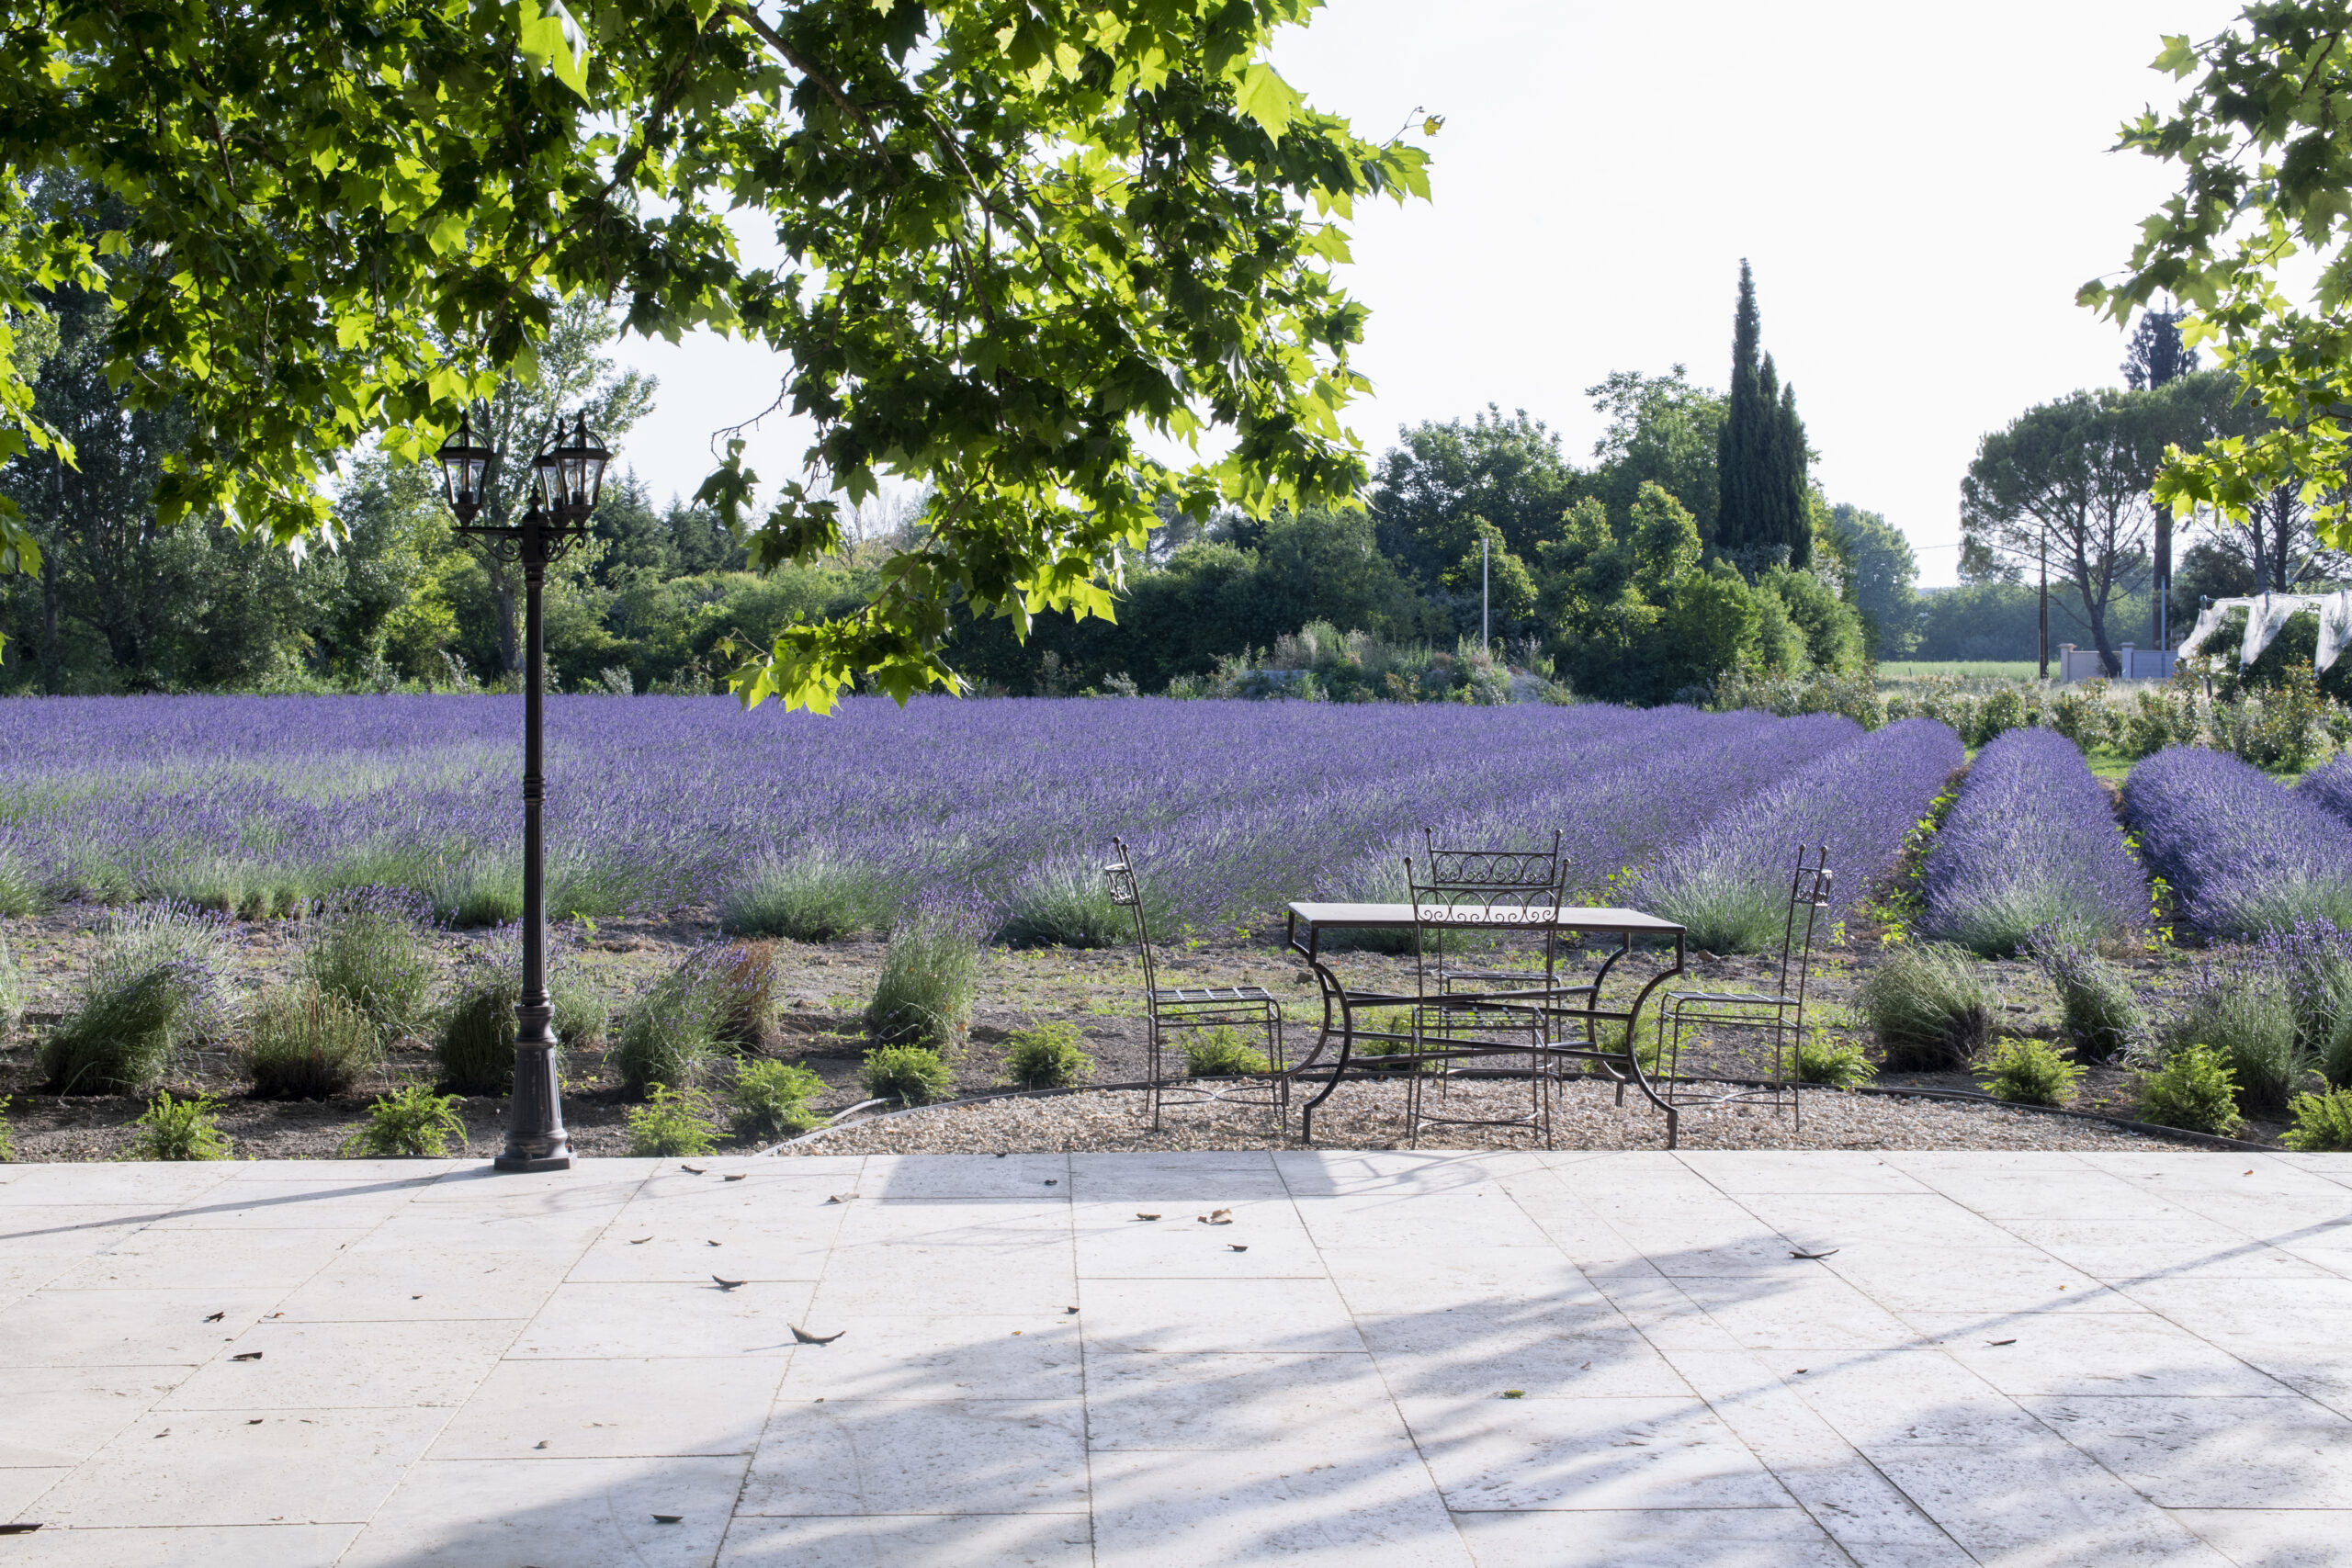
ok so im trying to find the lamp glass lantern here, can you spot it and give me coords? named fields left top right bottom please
left=433, top=412, right=496, bottom=519
left=537, top=413, right=611, bottom=517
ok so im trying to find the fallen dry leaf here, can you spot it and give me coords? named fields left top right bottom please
left=201, top=1311, right=224, bottom=1323
left=1199, top=1209, right=1233, bottom=1225
left=791, top=1325, right=845, bottom=1345
left=713, top=1276, right=747, bottom=1291
left=680, top=1165, right=707, bottom=1175
left=231, top=1352, right=263, bottom=1362
left=724, top=1174, right=747, bottom=1182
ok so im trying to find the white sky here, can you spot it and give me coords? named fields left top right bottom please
left=610, top=0, right=2246, bottom=588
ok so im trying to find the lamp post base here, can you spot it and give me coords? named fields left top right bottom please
left=492, top=1149, right=573, bottom=1173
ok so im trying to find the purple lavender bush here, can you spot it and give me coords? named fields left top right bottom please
left=1641, top=717, right=1964, bottom=952
left=1922, top=728, right=2146, bottom=955
left=2297, top=751, right=2352, bottom=829
left=2124, top=746, right=2352, bottom=937
left=41, top=903, right=234, bottom=1095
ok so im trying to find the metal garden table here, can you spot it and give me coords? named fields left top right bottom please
left=1282, top=901, right=1690, bottom=1145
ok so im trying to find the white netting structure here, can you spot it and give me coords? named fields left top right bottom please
left=2178, top=591, right=2352, bottom=671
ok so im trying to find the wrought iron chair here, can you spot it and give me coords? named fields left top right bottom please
left=1394, top=832, right=1583, bottom=1147
left=1653, top=844, right=1832, bottom=1128
left=1104, top=839, right=1286, bottom=1131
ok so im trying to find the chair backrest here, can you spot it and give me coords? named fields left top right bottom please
left=1774, top=843, right=1833, bottom=1010
left=1403, top=829, right=1566, bottom=993
left=1103, top=838, right=1159, bottom=994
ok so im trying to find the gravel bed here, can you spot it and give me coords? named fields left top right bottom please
left=777, top=1077, right=2193, bottom=1156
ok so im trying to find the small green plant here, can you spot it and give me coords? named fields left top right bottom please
left=2134, top=1043, right=2245, bottom=1137
left=2034, top=942, right=2142, bottom=1062
left=243, top=983, right=382, bottom=1100
left=300, top=890, right=436, bottom=1041
left=864, top=913, right=980, bottom=1050
left=342, top=1085, right=469, bottom=1156
left=43, top=905, right=231, bottom=1096
left=0, top=1095, right=15, bottom=1162
left=1001, top=1021, right=1094, bottom=1089
left=624, top=1083, right=720, bottom=1157
left=125, top=1092, right=233, bottom=1161
left=2162, top=974, right=2307, bottom=1115
left=859, top=1043, right=957, bottom=1106
left=2282, top=1088, right=2352, bottom=1152
left=1974, top=1036, right=2085, bottom=1108
left=1855, top=942, right=1996, bottom=1071
left=731, top=1058, right=828, bottom=1136
left=1181, top=1026, right=1272, bottom=1077
left=1796, top=1033, right=1875, bottom=1089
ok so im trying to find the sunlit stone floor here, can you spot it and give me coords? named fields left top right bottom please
left=1, top=1147, right=2348, bottom=1566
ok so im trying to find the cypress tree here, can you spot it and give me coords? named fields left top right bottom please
left=1715, top=260, right=1767, bottom=552
left=1776, top=377, right=1811, bottom=569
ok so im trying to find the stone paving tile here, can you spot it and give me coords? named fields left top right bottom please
left=429, top=1356, right=788, bottom=1458
left=1295, top=1191, right=1558, bottom=1251
left=567, top=1217, right=840, bottom=1283
left=1076, top=1276, right=1363, bottom=1354
left=1863, top=1442, right=2235, bottom=1565
left=0, top=1288, right=285, bottom=1369
left=1357, top=1314, right=1689, bottom=1400
left=1905, top=1310, right=2290, bottom=1398
left=0, top=1366, right=193, bottom=1467
left=138, top=1175, right=436, bottom=1232
left=1679, top=1150, right=1938, bottom=1196
left=1317, top=1243, right=1606, bottom=1316
left=775, top=1314, right=1082, bottom=1402
left=0, top=1467, right=69, bottom=1518
left=739, top=1399, right=1088, bottom=1515
left=1450, top=1507, right=1859, bottom=1568
left=863, top=1152, right=1069, bottom=1200
left=511, top=1280, right=819, bottom=1359
left=1088, top=1444, right=1475, bottom=1568
left=1068, top=1151, right=1288, bottom=1201
left=337, top=1453, right=746, bottom=1567
left=2169, top=1507, right=2352, bottom=1568
left=1667, top=1272, right=1922, bottom=1352
left=0, top=1206, right=177, bottom=1260
left=1084, top=1351, right=1408, bottom=1450
left=1398, top=1394, right=1795, bottom=1512
left=41, top=1226, right=356, bottom=1292
left=2021, top=1393, right=2352, bottom=1508
left=1071, top=1200, right=1321, bottom=1279
left=157, top=1318, right=519, bottom=1411
left=34, top=1405, right=447, bottom=1527
left=0, top=1524, right=361, bottom=1566
left=718, top=1512, right=1094, bottom=1566
left=270, top=1243, right=579, bottom=1323
left=0, top=1164, right=240, bottom=1206
left=1995, top=1216, right=2336, bottom=1283
left=1813, top=1245, right=2121, bottom=1315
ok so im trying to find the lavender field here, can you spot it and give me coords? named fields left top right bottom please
left=0, top=696, right=1959, bottom=942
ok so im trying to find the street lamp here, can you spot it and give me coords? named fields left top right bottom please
left=434, top=408, right=611, bottom=1172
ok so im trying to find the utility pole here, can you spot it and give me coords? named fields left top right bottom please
left=2038, top=526, right=2050, bottom=682
left=1481, top=535, right=1490, bottom=653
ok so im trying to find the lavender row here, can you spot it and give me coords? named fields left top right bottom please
left=1640, top=717, right=1964, bottom=953
left=0, top=695, right=1862, bottom=931
left=1921, top=728, right=2146, bottom=955
left=2122, top=745, right=2352, bottom=937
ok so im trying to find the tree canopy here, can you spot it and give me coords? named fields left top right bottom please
left=0, top=0, right=1431, bottom=706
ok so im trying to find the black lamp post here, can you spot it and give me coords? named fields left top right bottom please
left=434, top=409, right=611, bottom=1172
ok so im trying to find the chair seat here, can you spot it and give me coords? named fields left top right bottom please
left=1153, top=986, right=1278, bottom=1007
left=1667, top=989, right=1800, bottom=1008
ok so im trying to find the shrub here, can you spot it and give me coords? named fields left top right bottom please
left=342, top=1085, right=468, bottom=1156
left=0, top=1095, right=14, bottom=1161
left=2161, top=970, right=2309, bottom=1114
left=719, top=850, right=897, bottom=942
left=243, top=984, right=382, bottom=1100
left=125, top=1091, right=233, bottom=1161
left=864, top=908, right=980, bottom=1049
left=0, top=934, right=22, bottom=1034
left=2134, top=1043, right=2245, bottom=1136
left=1182, top=1026, right=1272, bottom=1077
left=624, top=1083, right=720, bottom=1157
left=2048, top=682, right=2117, bottom=750
left=1796, top=1033, right=1875, bottom=1089
left=1856, top=942, right=1996, bottom=1071
left=300, top=888, right=436, bottom=1041
left=1974, top=1036, right=2084, bottom=1107
left=1921, top=729, right=2146, bottom=955
left=860, top=1043, right=956, bottom=1106
left=2282, top=1088, right=2352, bottom=1152
left=730, top=1058, right=828, bottom=1136
left=1971, top=686, right=2032, bottom=747
left=996, top=857, right=1131, bottom=948
left=43, top=905, right=232, bottom=1096
left=614, top=944, right=764, bottom=1096
left=2121, top=687, right=2199, bottom=760
left=2124, top=746, right=2352, bottom=937
left=2033, top=940, right=2143, bottom=1062
left=435, top=938, right=607, bottom=1095
left=1001, top=1021, right=1094, bottom=1089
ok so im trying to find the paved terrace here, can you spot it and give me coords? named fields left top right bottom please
left=1, top=1149, right=2348, bottom=1566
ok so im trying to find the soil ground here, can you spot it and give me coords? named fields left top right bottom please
left=0, top=903, right=2283, bottom=1161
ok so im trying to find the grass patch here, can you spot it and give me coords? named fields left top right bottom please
left=2161, top=974, right=2308, bottom=1116
left=243, top=983, right=381, bottom=1100
left=125, top=1091, right=233, bottom=1161
left=1000, top=1021, right=1094, bottom=1089
left=1854, top=942, right=1996, bottom=1072
left=0, top=934, right=22, bottom=1034
left=997, top=858, right=1130, bottom=948
left=719, top=850, right=898, bottom=942
left=865, top=914, right=980, bottom=1050
left=43, top=905, right=231, bottom=1096
left=300, top=888, right=436, bottom=1042
left=342, top=1085, right=468, bottom=1156
left=2034, top=942, right=2142, bottom=1063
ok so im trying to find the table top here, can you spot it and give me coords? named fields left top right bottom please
left=1285, top=900, right=1684, bottom=935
